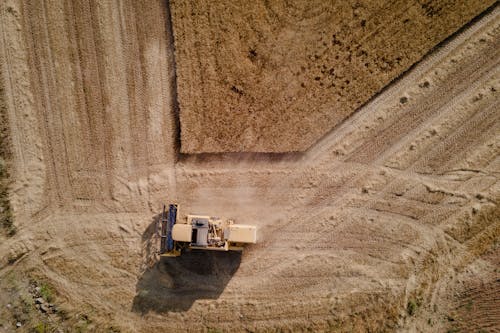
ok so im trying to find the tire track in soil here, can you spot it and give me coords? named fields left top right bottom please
left=69, top=0, right=112, bottom=202
left=302, top=7, right=499, bottom=169
left=346, top=37, right=499, bottom=166
left=1, top=2, right=499, bottom=332
left=412, top=100, right=499, bottom=174
left=382, top=74, right=499, bottom=171
left=21, top=1, right=67, bottom=208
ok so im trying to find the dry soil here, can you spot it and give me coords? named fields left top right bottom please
left=0, top=1, right=498, bottom=333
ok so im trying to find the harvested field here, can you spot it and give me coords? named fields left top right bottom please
left=171, top=0, right=496, bottom=153
left=0, top=1, right=499, bottom=332
left=444, top=240, right=499, bottom=333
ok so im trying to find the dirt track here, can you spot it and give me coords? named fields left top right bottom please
left=0, top=1, right=499, bottom=332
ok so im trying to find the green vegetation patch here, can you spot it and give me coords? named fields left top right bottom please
left=406, top=299, right=418, bottom=316
left=39, top=282, right=54, bottom=303
left=0, top=71, right=15, bottom=236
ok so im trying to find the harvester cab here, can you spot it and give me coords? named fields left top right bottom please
left=157, top=204, right=257, bottom=256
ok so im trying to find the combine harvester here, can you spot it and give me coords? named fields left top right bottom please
left=157, top=204, right=257, bottom=256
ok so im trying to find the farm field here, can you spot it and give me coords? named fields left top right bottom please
left=172, top=0, right=495, bottom=153
left=0, top=1, right=498, bottom=332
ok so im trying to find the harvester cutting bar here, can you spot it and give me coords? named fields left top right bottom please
left=158, top=204, right=177, bottom=253
left=167, top=204, right=177, bottom=251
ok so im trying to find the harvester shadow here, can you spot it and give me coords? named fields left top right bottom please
left=132, top=215, right=242, bottom=314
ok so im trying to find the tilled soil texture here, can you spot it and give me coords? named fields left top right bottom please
left=0, top=1, right=499, bottom=333
left=0, top=0, right=178, bottom=220
left=445, top=238, right=499, bottom=333
left=172, top=0, right=496, bottom=153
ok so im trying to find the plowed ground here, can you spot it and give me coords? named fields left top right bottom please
left=0, top=1, right=498, bottom=332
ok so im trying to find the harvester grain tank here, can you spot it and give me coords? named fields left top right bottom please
left=158, top=204, right=257, bottom=256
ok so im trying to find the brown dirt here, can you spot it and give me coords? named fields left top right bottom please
left=0, top=1, right=499, bottom=332
left=445, top=238, right=499, bottom=333
left=171, top=0, right=496, bottom=153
